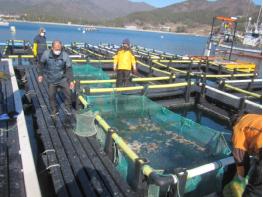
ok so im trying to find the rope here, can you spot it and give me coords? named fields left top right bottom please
left=25, top=90, right=36, bottom=96
left=0, top=124, right=18, bottom=132
left=171, top=174, right=181, bottom=197
left=38, top=164, right=60, bottom=175
left=41, top=149, right=55, bottom=155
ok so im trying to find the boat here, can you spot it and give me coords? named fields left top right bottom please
left=80, top=25, right=97, bottom=33
left=242, top=7, right=262, bottom=47
left=0, top=18, right=9, bottom=26
left=204, top=15, right=262, bottom=74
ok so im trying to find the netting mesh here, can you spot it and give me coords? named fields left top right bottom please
left=85, top=94, right=230, bottom=168
left=76, top=94, right=231, bottom=195
left=72, top=64, right=232, bottom=196
left=74, top=109, right=98, bottom=137
left=72, top=64, right=112, bottom=88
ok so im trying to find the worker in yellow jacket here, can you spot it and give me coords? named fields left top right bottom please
left=33, top=28, right=47, bottom=62
left=113, top=39, right=137, bottom=87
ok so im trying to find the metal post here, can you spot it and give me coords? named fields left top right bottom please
left=149, top=59, right=153, bottom=76
left=185, top=72, right=191, bottom=103
left=75, top=81, right=81, bottom=110
left=198, top=61, right=201, bottom=72
left=204, top=17, right=215, bottom=56
left=218, top=64, right=222, bottom=74
left=238, top=97, right=246, bottom=115
left=195, top=82, right=206, bottom=105
left=205, top=59, right=209, bottom=74
left=219, top=79, right=225, bottom=90
left=169, top=72, right=175, bottom=83
left=167, top=60, right=171, bottom=71
left=132, top=158, right=148, bottom=195
left=188, top=60, right=193, bottom=73
left=168, top=168, right=188, bottom=197
left=247, top=72, right=257, bottom=91
left=104, top=128, right=115, bottom=162
left=229, top=21, right=237, bottom=61
left=231, top=68, right=237, bottom=79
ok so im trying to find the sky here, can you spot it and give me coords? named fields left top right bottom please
left=130, top=0, right=262, bottom=8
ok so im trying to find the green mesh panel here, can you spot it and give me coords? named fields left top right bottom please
left=85, top=94, right=231, bottom=167
left=81, top=94, right=231, bottom=196
left=72, top=64, right=112, bottom=88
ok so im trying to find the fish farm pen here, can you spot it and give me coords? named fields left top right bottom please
left=0, top=40, right=261, bottom=197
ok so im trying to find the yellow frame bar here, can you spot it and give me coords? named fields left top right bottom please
left=159, top=60, right=203, bottom=64
left=79, top=76, right=176, bottom=84
left=8, top=55, right=34, bottom=58
left=78, top=95, right=154, bottom=175
left=153, top=61, right=187, bottom=74
left=80, top=47, right=105, bottom=58
left=83, top=82, right=191, bottom=94
left=225, top=84, right=262, bottom=98
left=137, top=60, right=171, bottom=75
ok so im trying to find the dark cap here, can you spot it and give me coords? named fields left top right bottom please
left=39, top=27, right=46, bottom=33
left=122, top=38, right=130, bottom=45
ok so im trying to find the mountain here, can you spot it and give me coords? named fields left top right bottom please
left=107, top=0, right=261, bottom=34
left=0, top=0, right=154, bottom=22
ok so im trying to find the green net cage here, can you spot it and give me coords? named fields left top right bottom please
left=72, top=63, right=112, bottom=88
left=72, top=64, right=232, bottom=196
left=77, top=94, right=231, bottom=196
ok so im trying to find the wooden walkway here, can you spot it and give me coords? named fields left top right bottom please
left=25, top=65, right=136, bottom=197
left=0, top=60, right=29, bottom=197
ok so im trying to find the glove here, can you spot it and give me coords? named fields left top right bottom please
left=223, top=175, right=248, bottom=197
left=0, top=72, right=11, bottom=80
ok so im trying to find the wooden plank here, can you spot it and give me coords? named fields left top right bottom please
left=7, top=59, right=40, bottom=197
left=4, top=61, right=26, bottom=197
left=31, top=68, right=111, bottom=197
left=28, top=71, right=94, bottom=195
left=0, top=61, right=9, bottom=197
left=27, top=67, right=80, bottom=197
left=32, top=67, right=135, bottom=197
left=86, top=137, right=136, bottom=197
left=25, top=68, right=69, bottom=197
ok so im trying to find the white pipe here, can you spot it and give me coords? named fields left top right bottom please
left=205, top=84, right=239, bottom=99
left=225, top=79, right=262, bottom=84
left=219, top=44, right=262, bottom=53
left=201, top=84, right=262, bottom=109
left=187, top=157, right=235, bottom=178
left=245, top=100, right=262, bottom=108
left=97, top=46, right=115, bottom=54
left=171, top=157, right=235, bottom=184
left=6, top=59, right=42, bottom=197
left=69, top=54, right=84, bottom=58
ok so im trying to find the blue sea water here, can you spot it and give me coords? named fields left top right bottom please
left=0, top=21, right=207, bottom=56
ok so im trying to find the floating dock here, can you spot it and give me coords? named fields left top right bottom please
left=0, top=40, right=261, bottom=197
